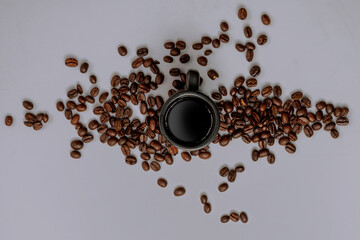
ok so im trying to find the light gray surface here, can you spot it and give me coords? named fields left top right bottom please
left=1, top=0, right=360, bottom=239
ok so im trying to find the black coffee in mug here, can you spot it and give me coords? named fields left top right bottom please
left=159, top=70, right=220, bottom=150
left=164, top=97, right=213, bottom=147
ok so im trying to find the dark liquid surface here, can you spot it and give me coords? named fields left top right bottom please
left=165, top=98, right=213, bottom=146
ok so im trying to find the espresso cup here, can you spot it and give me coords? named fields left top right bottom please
left=159, top=70, right=220, bottom=150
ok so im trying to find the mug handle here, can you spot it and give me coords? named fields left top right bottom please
left=186, top=70, right=200, bottom=91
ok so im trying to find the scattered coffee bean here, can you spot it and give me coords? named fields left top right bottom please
left=285, top=143, right=296, bottom=154
left=5, top=115, right=13, bottom=126
left=219, top=34, right=229, bottom=43
left=227, top=170, right=236, bottom=182
left=125, top=156, right=137, bottom=165
left=221, top=215, right=230, bottom=223
left=176, top=40, right=186, bottom=50
left=240, top=212, right=248, bottom=223
left=220, top=21, right=229, bottom=31
left=257, top=34, right=268, bottom=45
left=204, top=49, right=213, bottom=56
left=219, top=166, right=230, bottom=177
left=174, top=186, right=186, bottom=196
left=164, top=42, right=175, bottom=49
left=181, top=152, right=192, bottom=161
left=244, top=26, right=253, bottom=38
left=238, top=8, right=247, bottom=20
left=249, top=65, right=261, bottom=77
left=70, top=150, right=81, bottom=159
left=65, top=57, right=78, bottom=67
left=71, top=140, right=84, bottom=150
left=136, top=47, right=148, bottom=57
left=179, top=54, right=190, bottom=63
left=170, top=48, right=180, bottom=56
left=199, top=152, right=211, bottom=159
left=192, top=42, right=203, bottom=50
left=118, top=46, right=127, bottom=56
left=218, top=182, right=229, bottom=192
left=246, top=49, right=254, bottom=62
left=197, top=56, right=208, bottom=66
left=80, top=62, right=89, bottom=73
left=23, top=100, right=34, bottom=110
left=230, top=212, right=240, bottom=222
left=207, top=69, right=219, bottom=80
left=331, top=128, right=339, bottom=139
left=212, top=39, right=220, bottom=48
left=200, top=194, right=208, bottom=204
left=204, top=203, right=211, bottom=214
left=261, top=14, right=271, bottom=25
left=157, top=178, right=167, bottom=188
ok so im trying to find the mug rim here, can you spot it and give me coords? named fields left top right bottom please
left=159, top=90, right=220, bottom=150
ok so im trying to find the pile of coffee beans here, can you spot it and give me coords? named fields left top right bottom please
left=2, top=6, right=350, bottom=224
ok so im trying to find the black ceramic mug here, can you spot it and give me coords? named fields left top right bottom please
left=159, top=70, right=220, bottom=150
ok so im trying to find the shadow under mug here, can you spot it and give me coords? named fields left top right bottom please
left=159, top=70, right=220, bottom=150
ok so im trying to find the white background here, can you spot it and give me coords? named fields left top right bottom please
left=1, top=0, right=360, bottom=239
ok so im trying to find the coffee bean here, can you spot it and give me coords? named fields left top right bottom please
left=23, top=100, right=34, bottom=110
left=235, top=43, right=246, bottom=52
left=150, top=161, right=161, bottom=171
left=179, top=54, right=190, bottom=63
left=141, top=161, right=150, bottom=171
left=212, top=39, right=220, bottom=48
left=316, top=101, right=326, bottom=110
left=279, top=136, right=290, bottom=146
left=340, top=107, right=349, bottom=117
left=219, top=166, right=230, bottom=177
left=169, top=68, right=180, bottom=76
left=125, top=155, right=137, bottom=165
left=240, top=212, right=248, bottom=223
left=76, top=104, right=87, bottom=112
left=118, top=46, right=127, bottom=56
left=204, top=203, right=211, bottom=214
left=201, top=36, right=212, bottom=45
left=66, top=101, right=76, bottom=110
left=164, top=154, right=173, bottom=165
left=65, top=57, right=78, bottom=67
left=192, top=42, right=203, bottom=50
left=220, top=135, right=231, bottom=146
left=242, top=134, right=251, bottom=144
left=181, top=152, right=192, bottom=162
left=211, top=92, right=222, bottom=101
left=238, top=8, right=247, bottom=20
left=322, top=114, right=333, bottom=124
left=71, top=140, right=84, bottom=150
left=174, top=186, right=186, bottom=196
left=56, top=101, right=65, bottom=111
left=244, top=26, right=252, bottom=38
left=197, top=56, right=208, bottom=66
left=132, top=57, right=143, bottom=69
left=220, top=21, right=229, bottom=31
left=64, top=109, right=72, bottom=120
left=261, top=14, right=271, bottom=25
left=199, top=152, right=211, bottom=159
left=257, top=34, right=268, bottom=45
left=136, top=47, right=148, bottom=57
left=207, top=69, right=219, bottom=80
left=200, top=194, right=208, bottom=204
left=259, top=149, right=269, bottom=158
left=304, top=125, right=314, bottom=137
left=218, top=182, right=229, bottom=192
left=326, top=104, right=334, bottom=114
left=82, top=134, right=94, bottom=143
left=164, top=42, right=175, bottom=49
left=336, top=117, right=349, bottom=126
left=157, top=178, right=167, bottom=188
left=272, top=85, right=282, bottom=97
left=67, top=89, right=78, bottom=99
left=267, top=154, right=275, bottom=164
left=228, top=170, right=236, bottom=182
left=70, top=150, right=81, bottom=159
left=230, top=212, right=240, bottom=222
left=246, top=49, right=254, bottom=62
left=176, top=40, right=186, bottom=50
left=80, top=62, right=89, bottom=73
left=312, top=122, right=322, bottom=131
left=5, top=115, right=13, bottom=126
left=260, top=86, right=272, bottom=97
left=246, top=78, right=257, bottom=87
left=291, top=91, right=303, bottom=100
left=285, top=143, right=296, bottom=154
left=331, top=128, right=339, bottom=139
left=221, top=215, right=230, bottom=223
left=170, top=48, right=180, bottom=56
left=235, top=165, right=245, bottom=172
left=249, top=65, right=261, bottom=77
left=324, top=122, right=336, bottom=131
left=219, top=34, right=229, bottom=43
left=163, top=55, right=173, bottom=63
left=218, top=86, right=227, bottom=96
left=70, top=114, right=80, bottom=125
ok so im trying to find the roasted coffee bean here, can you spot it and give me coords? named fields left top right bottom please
left=197, top=56, right=208, bottom=66
left=76, top=104, right=87, bottom=112
left=340, top=107, right=349, bottom=117
left=179, top=54, right=190, bottom=63
left=218, top=86, right=227, bottom=97
left=201, top=36, right=212, bottom=45
left=174, top=186, right=186, bottom=196
left=78, top=96, right=86, bottom=104
left=89, top=75, right=97, bottom=84
left=200, top=194, right=208, bottom=204
left=336, top=117, right=349, bottom=126
left=25, top=112, right=36, bottom=122
left=157, top=178, right=167, bottom=188
left=71, top=140, right=84, bottom=150
left=246, top=49, right=254, bottom=62
left=245, top=42, right=256, bottom=50
left=169, top=68, right=180, bottom=76
left=204, top=203, right=211, bottom=214
left=220, top=135, right=231, bottom=146
left=207, top=69, right=219, bottom=80
left=259, top=149, right=269, bottom=158
left=23, top=100, right=34, bottom=110
left=244, top=26, right=252, bottom=38
left=235, top=165, right=245, bottom=172
left=181, top=152, right=191, bottom=162
left=324, top=122, right=336, bottom=131
left=279, top=136, right=290, bottom=146
left=164, top=42, right=175, bottom=49
left=285, top=143, right=296, bottom=154
left=242, top=134, right=251, bottom=144
left=132, top=57, right=143, bottom=69
left=221, top=215, right=230, bottom=223
left=240, top=212, right=248, bottom=223
left=326, top=104, right=334, bottom=114
left=176, top=40, right=186, bottom=50
left=316, top=101, right=326, bottom=110
left=331, top=128, right=339, bottom=139
left=238, top=7, right=247, bottom=20
left=4, top=115, right=13, bottom=126
left=249, top=65, right=261, bottom=77
left=141, top=153, right=151, bottom=161
left=312, top=122, right=322, bottom=131
left=141, top=161, right=150, bottom=171
left=261, top=14, right=271, bottom=25
left=150, top=161, right=161, bottom=171
left=272, top=85, right=282, bottom=97
left=118, top=46, right=127, bottom=56
left=219, top=34, right=229, bottom=43
left=228, top=170, right=236, bottom=182
left=136, top=47, right=148, bottom=57
left=234, top=76, right=245, bottom=87
left=257, top=34, right=268, bottom=45
left=154, top=153, right=165, bottom=162
left=76, top=84, right=83, bottom=94
left=33, top=121, right=43, bottom=130
left=218, top=182, right=229, bottom=192
left=82, top=134, right=94, bottom=143
left=192, top=42, right=203, bottom=50
left=170, top=48, right=180, bottom=56
left=78, top=126, right=87, bottom=137
left=219, top=166, right=230, bottom=177
left=120, top=145, right=130, bottom=156
left=291, top=91, right=303, bottom=100
left=322, top=114, right=333, bottom=124
left=56, top=101, right=65, bottom=111
left=235, top=43, right=246, bottom=52
left=125, top=156, right=137, bottom=165
left=164, top=154, right=173, bottom=165
left=66, top=101, right=76, bottom=110
left=199, top=152, right=211, bottom=159
left=220, top=21, right=229, bottom=31
left=261, top=86, right=272, bottom=97
left=212, top=39, right=220, bottom=48
left=70, top=114, right=80, bottom=125
left=65, top=57, right=78, bottom=67
left=143, top=58, right=153, bottom=68
left=230, top=212, right=240, bottom=222
left=334, top=107, right=342, bottom=117
left=70, top=150, right=81, bottom=159
left=304, top=125, right=314, bottom=137
left=80, top=62, right=89, bottom=73
left=163, top=55, right=173, bottom=63
left=90, top=87, right=99, bottom=97
left=246, top=78, right=257, bottom=87
left=252, top=150, right=259, bottom=161
left=301, top=97, right=312, bottom=108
